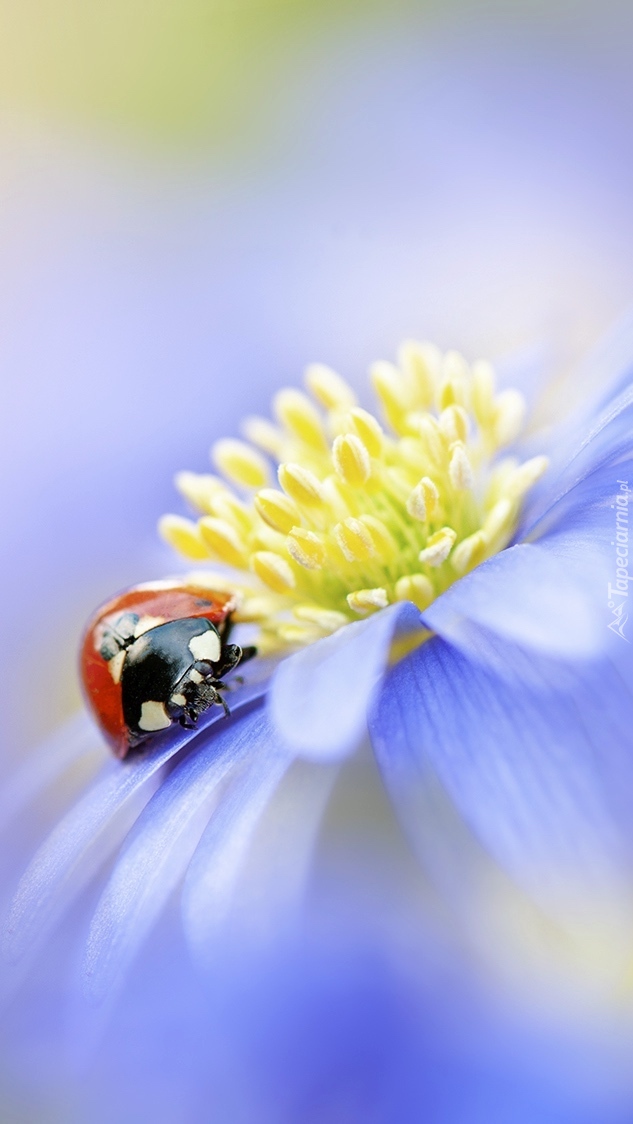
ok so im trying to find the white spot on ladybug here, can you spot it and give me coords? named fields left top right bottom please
left=189, top=669, right=203, bottom=684
left=188, top=629, right=221, bottom=664
left=171, top=693, right=187, bottom=707
left=138, top=700, right=172, bottom=732
left=108, top=650, right=126, bottom=685
left=134, top=615, right=165, bottom=638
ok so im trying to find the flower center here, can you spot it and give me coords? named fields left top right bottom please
left=160, top=342, right=548, bottom=654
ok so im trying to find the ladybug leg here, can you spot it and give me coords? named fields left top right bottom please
left=214, top=642, right=257, bottom=679
left=172, top=674, right=232, bottom=726
left=214, top=643, right=244, bottom=678
left=194, top=680, right=231, bottom=719
left=219, top=614, right=235, bottom=645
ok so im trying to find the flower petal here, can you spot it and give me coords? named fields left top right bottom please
left=521, top=380, right=633, bottom=535
left=421, top=542, right=602, bottom=663
left=269, top=602, right=424, bottom=760
left=83, top=703, right=277, bottom=1005
left=370, top=634, right=633, bottom=924
left=0, top=713, right=101, bottom=837
left=3, top=750, right=171, bottom=970
left=182, top=732, right=292, bottom=962
left=2, top=675, right=271, bottom=972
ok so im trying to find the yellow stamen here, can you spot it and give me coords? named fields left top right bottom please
left=483, top=498, right=515, bottom=544
left=471, top=360, right=496, bottom=428
left=452, top=531, right=487, bottom=575
left=162, top=341, right=547, bottom=655
left=371, top=360, right=409, bottom=432
left=158, top=515, right=209, bottom=561
left=233, top=593, right=282, bottom=622
left=359, top=514, right=397, bottom=560
left=274, top=389, right=327, bottom=452
left=437, top=351, right=470, bottom=410
left=413, top=414, right=445, bottom=465
left=448, top=443, right=474, bottom=491
left=439, top=404, right=469, bottom=445
left=198, top=517, right=247, bottom=567
left=255, top=489, right=301, bottom=534
left=278, top=463, right=325, bottom=507
left=242, top=416, right=285, bottom=457
left=175, top=471, right=225, bottom=514
left=419, top=527, right=457, bottom=567
left=293, top=604, right=350, bottom=632
left=212, top=438, right=269, bottom=489
left=406, top=477, right=439, bottom=523
left=287, top=528, right=327, bottom=570
left=332, top=433, right=372, bottom=487
left=493, top=389, right=526, bottom=447
left=334, top=518, right=375, bottom=563
left=349, top=408, right=384, bottom=457
left=398, top=339, right=439, bottom=410
left=305, top=363, right=357, bottom=410
left=209, top=492, right=253, bottom=536
left=347, top=588, right=389, bottom=615
left=277, top=622, right=323, bottom=646
left=394, top=573, right=435, bottom=611
left=505, top=455, right=549, bottom=499
left=251, top=551, right=296, bottom=593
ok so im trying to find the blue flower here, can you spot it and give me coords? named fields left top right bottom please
left=2, top=326, right=633, bottom=1121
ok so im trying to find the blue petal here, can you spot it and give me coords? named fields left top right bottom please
left=2, top=676, right=271, bottom=972
left=0, top=713, right=101, bottom=838
left=3, top=749, right=172, bottom=969
left=182, top=731, right=292, bottom=962
left=520, top=381, right=633, bottom=535
left=269, top=602, right=424, bottom=760
left=370, top=634, right=633, bottom=921
left=421, top=542, right=602, bottom=664
left=183, top=753, right=338, bottom=966
left=83, top=703, right=280, bottom=1005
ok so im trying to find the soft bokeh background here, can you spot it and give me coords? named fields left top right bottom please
left=2, top=0, right=633, bottom=763
left=2, top=2, right=633, bottom=1119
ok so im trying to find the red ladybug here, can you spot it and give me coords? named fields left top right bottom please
left=80, top=581, right=252, bottom=759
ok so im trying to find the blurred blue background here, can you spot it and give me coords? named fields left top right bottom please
left=2, top=3, right=633, bottom=1120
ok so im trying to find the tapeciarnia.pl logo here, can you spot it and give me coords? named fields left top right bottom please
left=607, top=480, right=630, bottom=641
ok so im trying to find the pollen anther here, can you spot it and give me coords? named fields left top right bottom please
left=349, top=408, right=384, bottom=457
left=418, top=527, right=457, bottom=567
left=158, top=515, right=209, bottom=561
left=394, top=574, right=434, bottom=610
left=347, top=588, right=389, bottom=614
left=198, top=517, right=248, bottom=567
left=407, top=477, right=439, bottom=523
left=448, top=444, right=474, bottom=491
left=334, top=518, right=375, bottom=562
left=305, top=363, right=357, bottom=410
left=255, top=489, right=301, bottom=534
left=278, top=463, right=325, bottom=507
left=274, top=389, right=327, bottom=451
left=332, top=433, right=372, bottom=486
left=251, top=551, right=296, bottom=593
left=287, top=528, right=327, bottom=570
left=212, top=439, right=269, bottom=489
left=163, top=341, right=547, bottom=654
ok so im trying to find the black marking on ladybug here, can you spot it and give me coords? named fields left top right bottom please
left=100, top=613, right=140, bottom=660
left=105, top=614, right=251, bottom=747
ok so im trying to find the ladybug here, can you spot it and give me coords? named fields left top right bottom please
left=80, top=580, right=253, bottom=759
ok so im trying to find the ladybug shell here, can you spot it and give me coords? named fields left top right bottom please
left=80, top=581, right=236, bottom=759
